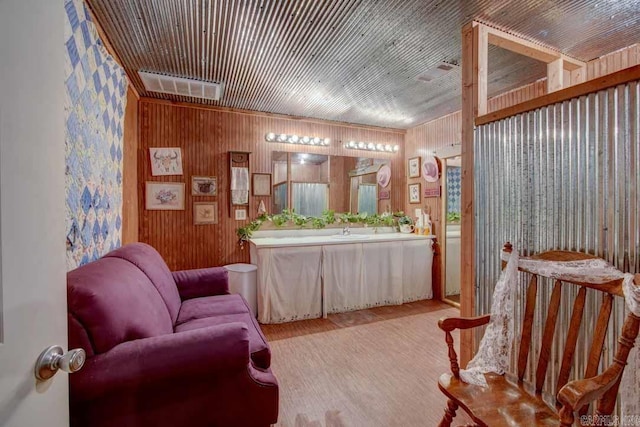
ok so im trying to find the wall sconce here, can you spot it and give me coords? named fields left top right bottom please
left=343, top=140, right=399, bottom=153
left=265, top=132, right=330, bottom=146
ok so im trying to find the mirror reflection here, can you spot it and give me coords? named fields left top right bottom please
left=271, top=152, right=390, bottom=216
left=444, top=156, right=462, bottom=303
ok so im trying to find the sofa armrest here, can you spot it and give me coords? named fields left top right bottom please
left=173, top=267, right=229, bottom=300
left=70, top=322, right=249, bottom=402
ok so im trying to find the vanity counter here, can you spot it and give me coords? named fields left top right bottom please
left=249, top=232, right=435, bottom=249
left=249, top=230, right=435, bottom=324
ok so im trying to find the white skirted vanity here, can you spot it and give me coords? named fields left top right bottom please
left=249, top=228, right=435, bottom=324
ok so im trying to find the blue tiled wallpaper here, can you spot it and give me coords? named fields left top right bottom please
left=446, top=166, right=461, bottom=215
left=64, top=0, right=128, bottom=269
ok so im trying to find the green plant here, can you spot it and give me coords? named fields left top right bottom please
left=398, top=215, right=414, bottom=225
left=321, top=209, right=336, bottom=224
left=447, top=212, right=461, bottom=223
left=311, top=217, right=326, bottom=229
left=271, top=212, right=289, bottom=227
left=236, top=210, right=406, bottom=248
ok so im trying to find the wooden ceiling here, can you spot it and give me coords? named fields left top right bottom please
left=87, top=0, right=640, bottom=129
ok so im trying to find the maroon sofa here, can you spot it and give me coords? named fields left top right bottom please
left=67, top=243, right=278, bottom=427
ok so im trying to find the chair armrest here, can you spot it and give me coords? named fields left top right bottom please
left=557, top=363, right=623, bottom=411
left=70, top=322, right=249, bottom=402
left=438, top=314, right=491, bottom=332
left=173, top=267, right=230, bottom=300
left=438, top=315, right=490, bottom=378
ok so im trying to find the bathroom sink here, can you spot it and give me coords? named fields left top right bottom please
left=331, top=234, right=370, bottom=240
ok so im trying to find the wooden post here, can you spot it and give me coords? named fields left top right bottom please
left=547, top=58, right=564, bottom=92
left=459, top=21, right=484, bottom=365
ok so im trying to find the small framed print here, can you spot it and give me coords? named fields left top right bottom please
left=409, top=183, right=421, bottom=204
left=252, top=173, right=272, bottom=196
left=193, top=202, right=218, bottom=225
left=192, top=176, right=217, bottom=196
left=408, top=156, right=421, bottom=178
left=146, top=182, right=185, bottom=210
left=235, top=209, right=247, bottom=220
left=150, top=147, right=183, bottom=176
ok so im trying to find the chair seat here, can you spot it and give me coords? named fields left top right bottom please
left=438, top=372, right=559, bottom=427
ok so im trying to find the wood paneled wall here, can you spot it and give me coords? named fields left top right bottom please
left=404, top=111, right=461, bottom=245
left=487, top=80, right=547, bottom=113
left=122, top=87, right=139, bottom=244
left=579, top=43, right=640, bottom=82
left=138, top=99, right=405, bottom=270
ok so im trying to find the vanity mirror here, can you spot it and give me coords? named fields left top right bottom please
left=271, top=151, right=390, bottom=216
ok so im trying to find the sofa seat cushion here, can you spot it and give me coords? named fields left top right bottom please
left=176, top=294, right=250, bottom=325
left=175, top=312, right=271, bottom=369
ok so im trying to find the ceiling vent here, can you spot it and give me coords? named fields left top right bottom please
left=415, top=62, right=459, bottom=83
left=138, top=71, right=223, bottom=101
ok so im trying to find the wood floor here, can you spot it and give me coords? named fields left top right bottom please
left=262, top=300, right=474, bottom=427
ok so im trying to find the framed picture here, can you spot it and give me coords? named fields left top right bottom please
left=150, top=147, right=183, bottom=176
left=252, top=173, right=272, bottom=196
left=409, top=182, right=421, bottom=204
left=192, top=176, right=217, bottom=196
left=145, top=182, right=185, bottom=210
left=408, top=156, right=421, bottom=178
left=235, top=209, right=247, bottom=220
left=193, top=202, right=218, bottom=225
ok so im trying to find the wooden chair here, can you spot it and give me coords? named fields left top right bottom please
left=437, top=243, right=640, bottom=427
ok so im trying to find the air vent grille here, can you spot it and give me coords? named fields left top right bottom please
left=138, top=71, right=223, bottom=101
left=415, top=62, right=460, bottom=83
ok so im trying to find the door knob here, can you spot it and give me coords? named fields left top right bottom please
left=35, top=345, right=86, bottom=381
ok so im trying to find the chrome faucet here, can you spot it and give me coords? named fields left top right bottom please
left=342, top=225, right=351, bottom=236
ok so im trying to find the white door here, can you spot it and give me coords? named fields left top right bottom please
left=0, top=0, right=69, bottom=426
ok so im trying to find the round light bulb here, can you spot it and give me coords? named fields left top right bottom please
left=313, top=137, right=320, bottom=145
left=290, top=135, right=299, bottom=143
left=323, top=138, right=330, bottom=145
left=301, top=136, right=310, bottom=144
left=376, top=144, right=383, bottom=151
left=348, top=141, right=356, bottom=148
left=367, top=143, right=374, bottom=150
left=278, top=134, right=287, bottom=142
left=385, top=144, right=392, bottom=151
left=358, top=142, right=365, bottom=149
left=266, top=132, right=275, bottom=141
left=393, top=145, right=399, bottom=152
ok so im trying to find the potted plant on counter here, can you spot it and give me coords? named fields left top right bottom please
left=398, top=215, right=415, bottom=234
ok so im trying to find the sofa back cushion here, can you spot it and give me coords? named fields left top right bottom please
left=104, top=243, right=182, bottom=324
left=68, top=257, right=174, bottom=354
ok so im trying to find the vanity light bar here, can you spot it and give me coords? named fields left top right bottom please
left=343, top=140, right=399, bottom=153
left=265, top=133, right=330, bottom=146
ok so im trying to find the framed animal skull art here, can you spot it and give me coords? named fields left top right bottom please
left=150, top=147, right=183, bottom=176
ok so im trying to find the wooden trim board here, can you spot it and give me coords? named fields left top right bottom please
left=476, top=64, right=640, bottom=125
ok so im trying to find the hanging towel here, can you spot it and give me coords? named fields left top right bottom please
left=231, top=167, right=249, bottom=204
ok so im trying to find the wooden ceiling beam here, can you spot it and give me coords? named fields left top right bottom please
left=480, top=22, right=586, bottom=95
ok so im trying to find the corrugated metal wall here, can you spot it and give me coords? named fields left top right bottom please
left=474, top=80, right=639, bottom=401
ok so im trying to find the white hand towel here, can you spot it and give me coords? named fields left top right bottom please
left=231, top=167, right=249, bottom=190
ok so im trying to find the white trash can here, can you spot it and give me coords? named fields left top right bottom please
left=223, top=263, right=258, bottom=317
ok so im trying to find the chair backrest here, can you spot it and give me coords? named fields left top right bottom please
left=502, top=242, right=639, bottom=415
